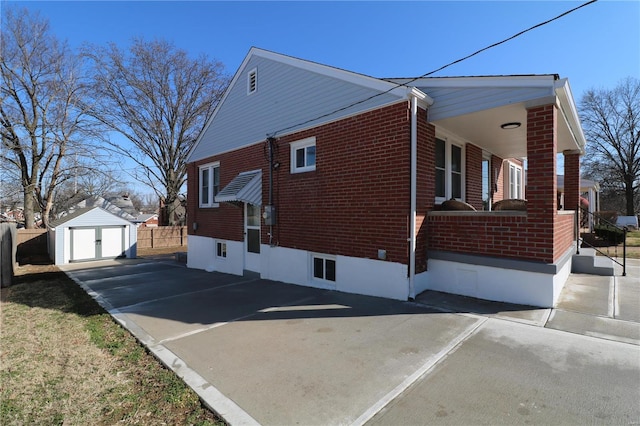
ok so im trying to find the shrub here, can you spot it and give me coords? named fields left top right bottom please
left=594, top=224, right=625, bottom=245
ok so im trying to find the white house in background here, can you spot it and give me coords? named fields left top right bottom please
left=557, top=175, right=600, bottom=230
left=48, top=206, right=137, bottom=265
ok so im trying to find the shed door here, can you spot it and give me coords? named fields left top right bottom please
left=70, top=228, right=97, bottom=261
left=101, top=227, right=125, bottom=258
left=70, top=226, right=125, bottom=261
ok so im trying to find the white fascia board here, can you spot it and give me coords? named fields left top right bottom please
left=393, top=74, right=558, bottom=89
left=407, top=87, right=433, bottom=108
left=554, top=78, right=587, bottom=153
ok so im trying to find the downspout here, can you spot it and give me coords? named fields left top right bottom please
left=408, top=94, right=418, bottom=300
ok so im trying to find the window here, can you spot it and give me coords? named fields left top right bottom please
left=216, top=241, right=227, bottom=258
left=509, top=163, right=523, bottom=199
left=247, top=68, right=257, bottom=95
left=313, top=255, right=336, bottom=282
left=199, top=162, right=220, bottom=207
left=290, top=137, right=316, bottom=173
left=435, top=137, right=464, bottom=201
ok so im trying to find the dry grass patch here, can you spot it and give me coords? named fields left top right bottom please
left=1, top=265, right=223, bottom=425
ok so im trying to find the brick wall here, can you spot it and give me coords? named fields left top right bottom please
left=416, top=110, right=436, bottom=273
left=465, top=144, right=483, bottom=210
left=187, top=101, right=418, bottom=266
left=187, top=143, right=266, bottom=242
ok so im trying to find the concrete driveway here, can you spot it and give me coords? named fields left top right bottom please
left=62, top=258, right=640, bottom=425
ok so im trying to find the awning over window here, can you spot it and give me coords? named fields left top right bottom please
left=215, top=170, right=262, bottom=205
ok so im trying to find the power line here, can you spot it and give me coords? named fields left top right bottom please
left=269, top=0, right=597, bottom=138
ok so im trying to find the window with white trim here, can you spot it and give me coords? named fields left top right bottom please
left=312, top=254, right=336, bottom=282
left=435, top=137, right=464, bottom=202
left=509, top=162, right=523, bottom=199
left=216, top=241, right=227, bottom=258
left=290, top=137, right=316, bottom=173
left=247, top=68, right=257, bottom=95
left=199, top=162, right=220, bottom=207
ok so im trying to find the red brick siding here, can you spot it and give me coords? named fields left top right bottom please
left=188, top=101, right=415, bottom=266
left=187, top=143, right=266, bottom=242
left=563, top=152, right=580, bottom=211
left=273, top=102, right=412, bottom=264
left=428, top=213, right=530, bottom=260
left=465, top=144, right=483, bottom=210
left=555, top=213, right=575, bottom=257
left=416, top=111, right=436, bottom=273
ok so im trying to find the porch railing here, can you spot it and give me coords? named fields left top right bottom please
left=577, top=206, right=627, bottom=276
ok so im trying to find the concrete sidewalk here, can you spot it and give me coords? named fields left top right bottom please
left=62, top=258, right=640, bottom=425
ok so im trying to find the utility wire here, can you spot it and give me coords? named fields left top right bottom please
left=269, top=0, right=598, bottom=138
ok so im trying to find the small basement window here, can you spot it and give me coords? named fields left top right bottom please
left=247, top=68, right=257, bottom=95
left=216, top=241, right=227, bottom=258
left=313, top=254, right=336, bottom=282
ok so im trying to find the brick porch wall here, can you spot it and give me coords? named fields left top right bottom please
left=427, top=103, right=575, bottom=264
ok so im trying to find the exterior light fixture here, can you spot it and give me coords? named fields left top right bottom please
left=501, top=122, right=521, bottom=129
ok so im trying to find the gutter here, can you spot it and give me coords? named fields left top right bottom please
left=407, top=88, right=431, bottom=300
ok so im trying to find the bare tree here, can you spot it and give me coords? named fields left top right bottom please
left=580, top=77, right=640, bottom=216
left=1, top=7, right=97, bottom=228
left=85, top=38, right=229, bottom=225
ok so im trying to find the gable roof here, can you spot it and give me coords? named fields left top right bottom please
left=188, top=47, right=432, bottom=162
left=49, top=206, right=134, bottom=228
left=66, top=196, right=137, bottom=221
left=189, top=48, right=585, bottom=162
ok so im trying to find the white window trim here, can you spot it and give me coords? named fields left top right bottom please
left=290, top=137, right=316, bottom=174
left=216, top=240, right=227, bottom=259
left=247, top=67, right=257, bottom=95
left=508, top=161, right=524, bottom=199
left=310, top=253, right=336, bottom=284
left=435, top=134, right=465, bottom=204
left=199, top=161, right=220, bottom=208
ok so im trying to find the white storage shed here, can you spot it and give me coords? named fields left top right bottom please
left=48, top=207, right=137, bottom=265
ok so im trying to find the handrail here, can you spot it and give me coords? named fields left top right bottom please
left=577, top=205, right=627, bottom=276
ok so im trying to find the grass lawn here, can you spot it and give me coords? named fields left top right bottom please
left=0, top=261, right=224, bottom=426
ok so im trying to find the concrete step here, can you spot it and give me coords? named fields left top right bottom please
left=572, top=248, right=615, bottom=276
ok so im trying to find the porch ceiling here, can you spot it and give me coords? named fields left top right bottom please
left=431, top=102, right=580, bottom=159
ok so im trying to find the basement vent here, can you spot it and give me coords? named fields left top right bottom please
left=247, top=68, right=257, bottom=94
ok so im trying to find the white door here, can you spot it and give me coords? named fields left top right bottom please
left=244, top=203, right=261, bottom=272
left=70, top=228, right=96, bottom=261
left=101, top=227, right=125, bottom=258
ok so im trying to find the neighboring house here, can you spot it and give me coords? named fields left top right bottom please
left=185, top=47, right=586, bottom=307
left=135, top=213, right=159, bottom=228
left=63, top=196, right=138, bottom=222
left=48, top=206, right=137, bottom=265
left=557, top=175, right=600, bottom=230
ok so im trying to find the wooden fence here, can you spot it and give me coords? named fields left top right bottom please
left=1, top=223, right=17, bottom=287
left=16, top=229, right=48, bottom=256
left=137, top=226, right=187, bottom=248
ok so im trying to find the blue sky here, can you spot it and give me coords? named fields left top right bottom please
left=9, top=1, right=639, bottom=98
left=5, top=0, right=639, bottom=194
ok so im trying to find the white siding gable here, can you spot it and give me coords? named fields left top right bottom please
left=188, top=48, right=408, bottom=162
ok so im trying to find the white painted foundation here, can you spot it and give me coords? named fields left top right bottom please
left=187, top=235, right=572, bottom=306
left=425, top=257, right=572, bottom=307
left=187, top=235, right=244, bottom=275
